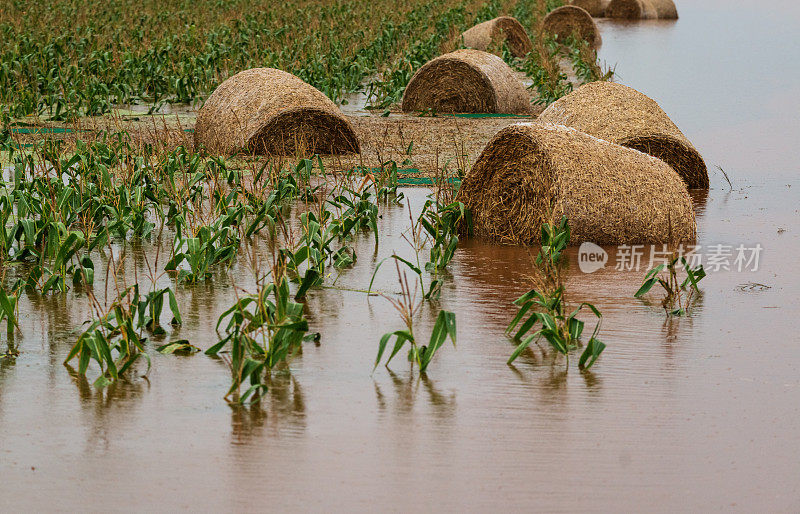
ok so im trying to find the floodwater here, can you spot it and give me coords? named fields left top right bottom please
left=3, top=0, right=800, bottom=511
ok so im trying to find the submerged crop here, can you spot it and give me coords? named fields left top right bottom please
left=506, top=216, right=606, bottom=370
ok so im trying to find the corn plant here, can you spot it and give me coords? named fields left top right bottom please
left=0, top=285, right=20, bottom=339
left=282, top=179, right=380, bottom=298
left=242, top=172, right=297, bottom=238
left=205, top=262, right=318, bottom=404
left=506, top=217, right=606, bottom=370
left=419, top=199, right=470, bottom=272
left=373, top=161, right=404, bottom=203
left=635, top=251, right=706, bottom=316
left=564, top=35, right=614, bottom=84
left=0, top=280, right=19, bottom=360
left=369, top=199, right=470, bottom=301
left=517, top=35, right=572, bottom=106
left=64, top=282, right=182, bottom=388
left=328, top=187, right=379, bottom=245
left=374, top=260, right=456, bottom=373
left=165, top=223, right=239, bottom=283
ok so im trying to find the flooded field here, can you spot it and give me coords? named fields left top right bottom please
left=2, top=0, right=800, bottom=511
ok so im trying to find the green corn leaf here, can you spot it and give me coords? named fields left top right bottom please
left=508, top=331, right=542, bottom=364
left=374, top=329, right=413, bottom=370
left=295, top=268, right=321, bottom=300
left=506, top=300, right=534, bottom=333
left=78, top=342, right=91, bottom=376
left=166, top=288, right=182, bottom=325
left=157, top=340, right=199, bottom=354
left=682, top=264, right=706, bottom=291
left=164, top=252, right=185, bottom=271
left=0, top=289, right=18, bottom=330
left=204, top=338, right=229, bottom=356
left=513, top=311, right=541, bottom=341
left=541, top=329, right=568, bottom=355
left=579, top=337, right=606, bottom=370
left=567, top=317, right=584, bottom=340
left=64, top=339, right=83, bottom=366
left=95, top=332, right=117, bottom=380
left=635, top=277, right=659, bottom=298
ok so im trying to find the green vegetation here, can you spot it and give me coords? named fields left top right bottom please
left=206, top=259, right=318, bottom=404
left=281, top=161, right=382, bottom=299
left=515, top=33, right=614, bottom=106
left=0, top=130, right=470, bottom=395
left=635, top=250, right=706, bottom=316
left=0, top=0, right=630, bottom=399
left=0, top=0, right=613, bottom=120
left=567, top=36, right=615, bottom=84
left=0, top=0, right=578, bottom=119
left=506, top=217, right=606, bottom=370
left=374, top=260, right=457, bottom=373
left=518, top=36, right=573, bottom=105
left=2, top=0, right=472, bottom=116
left=0, top=249, right=20, bottom=361
left=369, top=197, right=469, bottom=301
left=64, top=281, right=182, bottom=388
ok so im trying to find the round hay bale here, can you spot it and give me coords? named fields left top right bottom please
left=460, top=16, right=533, bottom=58
left=401, top=49, right=533, bottom=114
left=650, top=0, right=678, bottom=19
left=537, top=82, right=708, bottom=188
left=570, top=0, right=610, bottom=17
left=455, top=123, right=696, bottom=245
left=194, top=68, right=360, bottom=155
left=541, top=6, right=602, bottom=47
left=605, top=0, right=657, bottom=19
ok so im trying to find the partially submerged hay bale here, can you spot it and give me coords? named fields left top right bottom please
left=455, top=123, right=696, bottom=245
left=401, top=49, right=533, bottom=114
left=570, top=0, right=610, bottom=17
left=537, top=81, right=708, bottom=188
left=650, top=0, right=678, bottom=19
left=195, top=68, right=360, bottom=155
left=605, top=0, right=657, bottom=19
left=460, top=16, right=532, bottom=58
left=542, top=6, right=602, bottom=47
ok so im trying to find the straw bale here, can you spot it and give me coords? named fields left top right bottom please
left=570, top=0, right=610, bottom=17
left=650, top=0, right=678, bottom=19
left=537, top=81, right=708, bottom=188
left=542, top=6, right=602, bottom=47
left=402, top=50, right=533, bottom=114
left=195, top=68, right=360, bottom=155
left=605, top=0, right=658, bottom=19
left=455, top=123, right=696, bottom=245
left=461, top=16, right=533, bottom=57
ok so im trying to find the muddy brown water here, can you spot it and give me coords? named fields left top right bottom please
left=3, top=0, right=800, bottom=511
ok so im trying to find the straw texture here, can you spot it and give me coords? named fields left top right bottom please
left=402, top=49, right=533, bottom=114
left=650, top=0, right=678, bottom=19
left=537, top=81, right=708, bottom=188
left=195, top=68, right=360, bottom=155
left=542, top=6, right=602, bottom=47
left=455, top=123, right=696, bottom=245
left=605, top=0, right=658, bottom=19
left=460, top=16, right=533, bottom=58
left=570, top=0, right=610, bottom=17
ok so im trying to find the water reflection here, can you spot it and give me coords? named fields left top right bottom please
left=229, top=373, right=306, bottom=444
left=689, top=188, right=710, bottom=215
left=5, top=2, right=800, bottom=510
left=374, top=369, right=456, bottom=420
left=0, top=340, right=17, bottom=371
left=581, top=368, right=602, bottom=391
left=65, top=363, right=149, bottom=405
left=505, top=334, right=605, bottom=399
left=62, top=364, right=149, bottom=454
